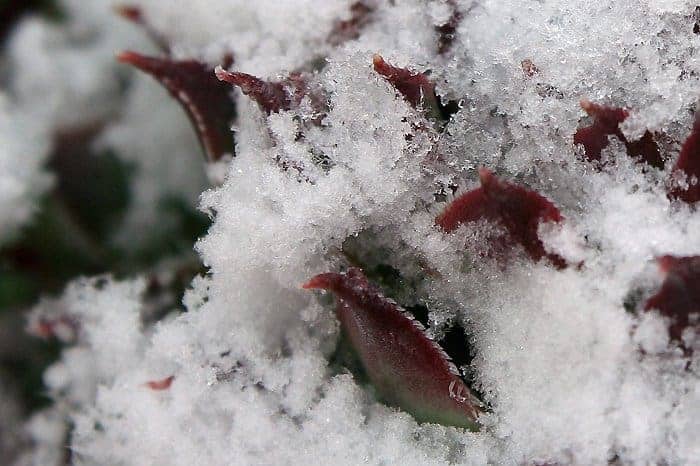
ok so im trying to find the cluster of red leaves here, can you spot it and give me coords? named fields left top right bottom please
left=116, top=7, right=454, bottom=169
left=573, top=101, right=700, bottom=351
left=113, top=4, right=700, bottom=428
left=574, top=100, right=700, bottom=204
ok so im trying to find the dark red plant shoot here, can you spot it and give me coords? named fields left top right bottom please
left=145, top=375, right=175, bottom=391
left=435, top=0, right=462, bottom=55
left=215, top=68, right=296, bottom=115
left=436, top=168, right=567, bottom=269
left=372, top=55, right=441, bottom=121
left=574, top=100, right=663, bottom=168
left=668, top=114, right=700, bottom=204
left=215, top=67, right=326, bottom=121
left=117, top=51, right=237, bottom=162
left=303, top=268, right=481, bottom=430
left=644, top=255, right=700, bottom=348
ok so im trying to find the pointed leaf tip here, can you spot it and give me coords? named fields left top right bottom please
left=372, top=55, right=439, bottom=114
left=301, top=274, right=334, bottom=290
left=478, top=167, right=494, bottom=186
left=118, top=51, right=236, bottom=162
left=436, top=169, right=567, bottom=268
left=116, top=50, right=143, bottom=66
left=574, top=100, right=662, bottom=168
left=216, top=68, right=293, bottom=114
left=145, top=375, right=175, bottom=390
left=217, top=67, right=327, bottom=121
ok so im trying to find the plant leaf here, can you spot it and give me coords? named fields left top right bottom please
left=118, top=51, right=236, bottom=162
left=436, top=168, right=567, bottom=268
left=303, top=267, right=481, bottom=430
left=574, top=100, right=663, bottom=168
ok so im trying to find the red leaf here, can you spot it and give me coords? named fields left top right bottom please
left=117, top=51, right=236, bottom=162
left=436, top=168, right=567, bottom=268
left=435, top=0, right=462, bottom=55
left=327, top=1, right=374, bottom=46
left=644, top=255, right=700, bottom=345
left=215, top=68, right=326, bottom=120
left=668, top=115, right=700, bottom=204
left=145, top=375, right=175, bottom=391
left=303, top=268, right=481, bottom=430
left=215, top=69, right=293, bottom=114
left=574, top=100, right=663, bottom=168
left=372, top=55, right=440, bottom=117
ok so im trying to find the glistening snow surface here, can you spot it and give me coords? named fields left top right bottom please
left=7, top=0, right=700, bottom=465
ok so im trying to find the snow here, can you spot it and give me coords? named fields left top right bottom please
left=3, top=0, right=700, bottom=465
left=0, top=95, right=52, bottom=243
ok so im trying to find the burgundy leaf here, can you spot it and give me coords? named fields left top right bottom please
left=644, top=255, right=700, bottom=346
left=574, top=100, right=663, bottom=168
left=303, top=268, right=481, bottom=430
left=118, top=51, right=236, bottom=162
left=372, top=54, right=440, bottom=119
left=327, top=1, right=374, bottom=46
left=215, top=68, right=326, bottom=121
left=436, top=168, right=567, bottom=268
left=435, top=0, right=462, bottom=55
left=215, top=68, right=293, bottom=114
left=668, top=114, right=700, bottom=204
left=114, top=4, right=170, bottom=54
left=145, top=375, right=175, bottom=391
